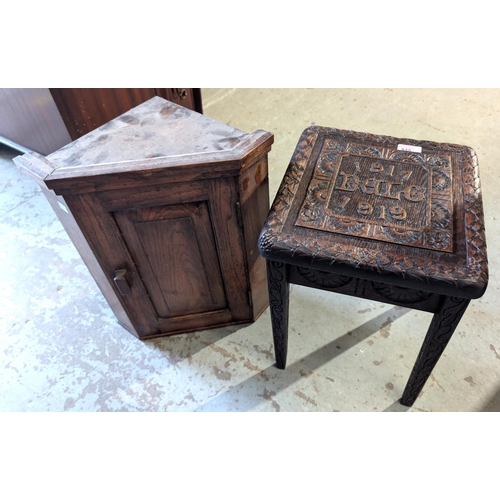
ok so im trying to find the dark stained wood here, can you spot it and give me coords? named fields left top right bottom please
left=114, top=202, right=227, bottom=318
left=13, top=97, right=274, bottom=340
left=259, top=126, right=488, bottom=300
left=61, top=183, right=236, bottom=338
left=300, top=151, right=452, bottom=252
left=267, top=260, right=289, bottom=369
left=192, top=89, right=203, bottom=114
left=238, top=155, right=270, bottom=319
left=50, top=89, right=157, bottom=140
left=401, top=296, right=471, bottom=406
left=46, top=159, right=243, bottom=196
left=155, top=88, right=201, bottom=114
left=288, top=266, right=442, bottom=313
left=50, top=88, right=202, bottom=141
left=98, top=181, right=209, bottom=212
left=259, top=126, right=488, bottom=406
left=208, top=176, right=253, bottom=322
left=63, top=190, right=157, bottom=335
left=114, top=269, right=132, bottom=296
left=40, top=188, right=138, bottom=335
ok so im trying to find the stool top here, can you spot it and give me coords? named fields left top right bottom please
left=259, top=126, right=488, bottom=299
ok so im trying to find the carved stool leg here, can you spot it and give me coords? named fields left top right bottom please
left=401, top=296, right=470, bottom=407
left=266, top=259, right=289, bottom=369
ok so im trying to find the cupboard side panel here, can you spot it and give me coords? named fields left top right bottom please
left=41, top=187, right=138, bottom=335
left=238, top=156, right=271, bottom=319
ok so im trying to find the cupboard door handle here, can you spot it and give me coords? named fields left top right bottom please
left=114, top=269, right=131, bottom=295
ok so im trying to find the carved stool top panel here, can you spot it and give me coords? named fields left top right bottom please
left=259, top=127, right=488, bottom=299
left=296, top=137, right=453, bottom=252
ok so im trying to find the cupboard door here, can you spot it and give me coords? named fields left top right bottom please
left=114, top=201, right=228, bottom=324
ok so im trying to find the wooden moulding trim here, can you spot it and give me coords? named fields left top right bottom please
left=47, top=153, right=241, bottom=181
left=47, top=130, right=274, bottom=180
left=48, top=130, right=273, bottom=178
left=44, top=130, right=274, bottom=195
left=12, top=153, right=56, bottom=186
left=239, top=132, right=274, bottom=172
left=45, top=160, right=242, bottom=195
left=262, top=252, right=484, bottom=300
left=157, top=307, right=232, bottom=327
left=140, top=318, right=250, bottom=340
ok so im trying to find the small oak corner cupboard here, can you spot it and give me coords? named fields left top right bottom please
left=14, top=97, right=274, bottom=340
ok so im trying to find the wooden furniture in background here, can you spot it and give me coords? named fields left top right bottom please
left=258, top=126, right=488, bottom=406
left=0, top=88, right=202, bottom=155
left=49, top=88, right=202, bottom=141
left=14, top=96, right=273, bottom=340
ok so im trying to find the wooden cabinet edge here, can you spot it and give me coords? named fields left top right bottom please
left=237, top=155, right=271, bottom=320
left=239, top=131, right=274, bottom=173
left=12, top=152, right=139, bottom=336
left=41, top=187, right=139, bottom=336
left=13, top=153, right=56, bottom=185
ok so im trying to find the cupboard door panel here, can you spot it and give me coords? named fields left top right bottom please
left=115, top=201, right=227, bottom=320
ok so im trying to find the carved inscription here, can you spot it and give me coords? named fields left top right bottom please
left=330, top=155, right=430, bottom=230
left=296, top=140, right=454, bottom=253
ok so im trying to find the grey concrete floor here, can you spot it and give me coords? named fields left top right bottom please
left=1, top=88, right=499, bottom=412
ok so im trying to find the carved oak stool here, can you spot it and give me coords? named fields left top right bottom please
left=258, top=126, right=488, bottom=407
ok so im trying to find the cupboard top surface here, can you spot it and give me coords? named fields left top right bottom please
left=46, top=96, right=252, bottom=169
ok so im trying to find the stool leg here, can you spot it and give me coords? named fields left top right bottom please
left=401, top=296, right=470, bottom=407
left=266, top=259, right=289, bottom=369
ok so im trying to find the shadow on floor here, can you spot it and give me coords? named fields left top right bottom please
left=145, top=323, right=248, bottom=361
left=382, top=400, right=410, bottom=412
left=478, top=385, right=500, bottom=412
left=194, top=306, right=410, bottom=411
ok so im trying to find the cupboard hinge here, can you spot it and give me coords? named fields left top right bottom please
left=247, top=290, right=253, bottom=307
left=235, top=201, right=243, bottom=228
